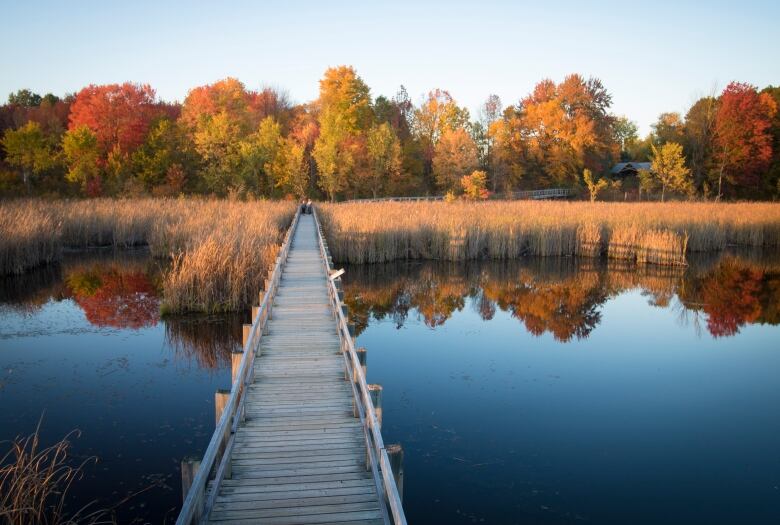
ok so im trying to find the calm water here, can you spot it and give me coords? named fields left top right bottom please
left=343, top=254, right=780, bottom=525
left=0, top=250, right=241, bottom=523
left=2, top=251, right=779, bottom=524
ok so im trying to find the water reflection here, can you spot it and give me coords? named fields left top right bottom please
left=344, top=252, right=780, bottom=341
left=0, top=249, right=241, bottom=523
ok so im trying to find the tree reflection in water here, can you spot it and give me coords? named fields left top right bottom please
left=343, top=253, right=780, bottom=341
left=0, top=250, right=241, bottom=370
left=66, top=267, right=159, bottom=329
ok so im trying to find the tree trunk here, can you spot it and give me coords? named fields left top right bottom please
left=661, top=184, right=665, bottom=202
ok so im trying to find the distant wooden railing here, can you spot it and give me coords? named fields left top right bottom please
left=312, top=208, right=408, bottom=525
left=176, top=208, right=301, bottom=525
left=347, top=188, right=573, bottom=203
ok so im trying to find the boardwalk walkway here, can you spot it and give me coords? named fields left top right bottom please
left=206, top=214, right=383, bottom=524
left=177, top=211, right=404, bottom=524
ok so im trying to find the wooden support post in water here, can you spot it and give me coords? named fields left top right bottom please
left=242, top=324, right=252, bottom=349
left=181, top=457, right=203, bottom=520
left=231, top=350, right=242, bottom=386
left=214, top=389, right=232, bottom=479
left=387, top=443, right=405, bottom=503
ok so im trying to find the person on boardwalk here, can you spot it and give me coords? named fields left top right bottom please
left=305, top=198, right=313, bottom=214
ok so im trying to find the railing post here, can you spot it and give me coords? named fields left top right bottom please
left=368, top=384, right=383, bottom=428
left=181, top=457, right=203, bottom=521
left=387, top=444, right=405, bottom=503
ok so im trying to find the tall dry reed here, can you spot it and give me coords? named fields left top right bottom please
left=0, top=425, right=110, bottom=525
left=318, top=201, right=780, bottom=266
left=0, top=198, right=296, bottom=312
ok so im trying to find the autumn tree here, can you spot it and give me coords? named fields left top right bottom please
left=412, top=89, right=470, bottom=189
left=651, top=112, right=685, bottom=146
left=492, top=75, right=617, bottom=189
left=713, top=82, right=777, bottom=198
left=69, top=83, right=158, bottom=157
left=433, top=128, right=478, bottom=192
left=649, top=142, right=693, bottom=201
left=760, top=86, right=780, bottom=198
left=62, top=125, right=101, bottom=193
left=461, top=170, right=489, bottom=200
left=1, top=122, right=57, bottom=191
left=583, top=169, right=608, bottom=202
left=683, top=96, right=718, bottom=194
left=313, top=66, right=373, bottom=200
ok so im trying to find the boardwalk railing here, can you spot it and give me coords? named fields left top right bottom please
left=347, top=187, right=572, bottom=203
left=313, top=208, right=408, bottom=525
left=176, top=208, right=301, bottom=525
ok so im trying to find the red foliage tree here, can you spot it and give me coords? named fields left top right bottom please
left=68, top=83, right=158, bottom=156
left=714, top=82, right=777, bottom=195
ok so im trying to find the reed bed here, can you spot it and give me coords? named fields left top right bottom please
left=0, top=199, right=295, bottom=312
left=318, top=201, right=780, bottom=266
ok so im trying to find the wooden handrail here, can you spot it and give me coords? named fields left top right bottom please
left=312, top=208, right=407, bottom=525
left=176, top=208, right=301, bottom=525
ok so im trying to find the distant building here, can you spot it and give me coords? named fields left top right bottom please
left=610, top=162, right=651, bottom=178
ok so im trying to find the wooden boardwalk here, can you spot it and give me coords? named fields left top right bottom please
left=178, top=211, right=405, bottom=525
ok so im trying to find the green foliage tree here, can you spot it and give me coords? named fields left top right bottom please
left=273, top=138, right=309, bottom=198
left=62, top=125, right=101, bottom=192
left=613, top=116, right=639, bottom=161
left=239, top=116, right=284, bottom=193
left=365, top=123, right=402, bottom=198
left=1, top=122, right=57, bottom=192
left=193, top=112, right=245, bottom=195
left=132, top=118, right=196, bottom=192
left=8, top=89, right=42, bottom=107
left=649, top=142, right=693, bottom=201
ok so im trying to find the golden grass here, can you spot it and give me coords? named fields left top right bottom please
left=319, top=201, right=780, bottom=266
left=0, top=424, right=109, bottom=525
left=0, top=199, right=296, bottom=313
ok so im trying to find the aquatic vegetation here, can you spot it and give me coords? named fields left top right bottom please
left=0, top=424, right=108, bottom=525
left=318, top=201, right=780, bottom=266
left=0, top=199, right=296, bottom=312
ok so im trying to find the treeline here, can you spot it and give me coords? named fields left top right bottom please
left=1, top=67, right=778, bottom=200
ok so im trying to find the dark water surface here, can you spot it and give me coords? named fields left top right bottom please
left=343, top=254, right=780, bottom=525
left=2, top=250, right=779, bottom=524
left=0, top=250, right=240, bottom=523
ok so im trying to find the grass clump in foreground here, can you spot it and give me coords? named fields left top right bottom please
left=318, top=201, right=780, bottom=266
left=0, top=425, right=108, bottom=525
left=0, top=199, right=296, bottom=313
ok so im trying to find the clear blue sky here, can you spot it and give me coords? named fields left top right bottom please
left=2, top=0, right=778, bottom=134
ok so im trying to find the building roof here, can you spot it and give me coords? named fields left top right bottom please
left=610, top=162, right=651, bottom=174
